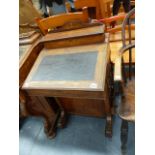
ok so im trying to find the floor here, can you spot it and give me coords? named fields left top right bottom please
left=19, top=115, right=135, bottom=155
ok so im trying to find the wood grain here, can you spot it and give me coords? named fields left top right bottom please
left=21, top=31, right=113, bottom=137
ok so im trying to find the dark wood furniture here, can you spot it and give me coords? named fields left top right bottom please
left=22, top=23, right=114, bottom=137
left=113, top=8, right=135, bottom=154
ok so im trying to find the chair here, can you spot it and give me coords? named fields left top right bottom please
left=35, top=7, right=89, bottom=35
left=113, top=8, right=135, bottom=153
left=98, top=9, right=135, bottom=64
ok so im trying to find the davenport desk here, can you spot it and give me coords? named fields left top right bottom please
left=22, top=25, right=114, bottom=137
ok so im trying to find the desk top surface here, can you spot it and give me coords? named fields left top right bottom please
left=23, top=34, right=109, bottom=91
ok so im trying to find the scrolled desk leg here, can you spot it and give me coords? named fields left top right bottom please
left=105, top=115, right=112, bottom=137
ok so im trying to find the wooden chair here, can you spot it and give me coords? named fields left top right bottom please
left=35, top=7, right=89, bottom=35
left=113, top=8, right=135, bottom=154
left=98, top=9, right=135, bottom=64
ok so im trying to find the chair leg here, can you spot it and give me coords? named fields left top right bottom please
left=121, top=120, right=128, bottom=155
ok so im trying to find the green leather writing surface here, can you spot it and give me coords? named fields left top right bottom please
left=32, top=51, right=98, bottom=81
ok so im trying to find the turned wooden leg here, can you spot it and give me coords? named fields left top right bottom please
left=105, top=115, right=112, bottom=137
left=121, top=120, right=128, bottom=155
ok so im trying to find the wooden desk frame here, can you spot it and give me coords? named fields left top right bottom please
left=22, top=34, right=114, bottom=137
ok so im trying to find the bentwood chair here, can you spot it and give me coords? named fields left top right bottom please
left=113, top=8, right=135, bottom=154
left=35, top=7, right=89, bottom=35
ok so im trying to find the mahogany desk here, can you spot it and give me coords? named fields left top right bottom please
left=22, top=32, right=114, bottom=137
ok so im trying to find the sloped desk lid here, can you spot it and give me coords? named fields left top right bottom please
left=22, top=35, right=109, bottom=91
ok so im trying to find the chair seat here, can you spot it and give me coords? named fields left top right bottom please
left=119, top=79, right=135, bottom=121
